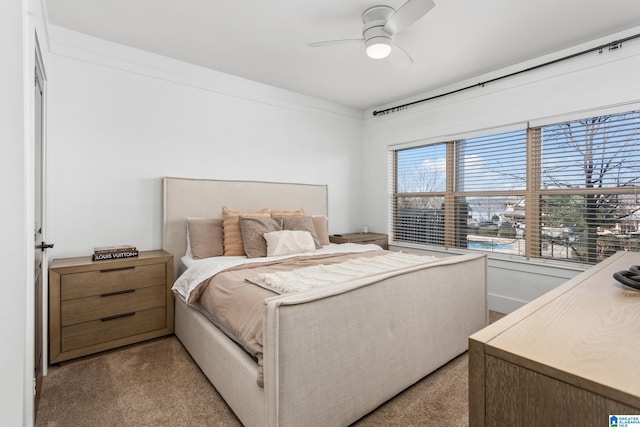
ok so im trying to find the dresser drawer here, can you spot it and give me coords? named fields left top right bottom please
left=61, top=284, right=166, bottom=326
left=61, top=263, right=165, bottom=300
left=61, top=307, right=167, bottom=352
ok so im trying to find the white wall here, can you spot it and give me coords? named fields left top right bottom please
left=362, top=27, right=640, bottom=312
left=0, top=1, right=28, bottom=424
left=46, top=27, right=365, bottom=260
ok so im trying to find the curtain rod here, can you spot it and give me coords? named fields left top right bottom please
left=372, top=33, right=640, bottom=117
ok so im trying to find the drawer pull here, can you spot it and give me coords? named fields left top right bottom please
left=101, top=312, right=135, bottom=322
left=99, top=266, right=135, bottom=273
left=100, top=288, right=135, bottom=297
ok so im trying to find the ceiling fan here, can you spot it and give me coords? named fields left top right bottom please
left=308, top=0, right=435, bottom=68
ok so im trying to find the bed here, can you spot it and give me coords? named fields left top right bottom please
left=162, top=177, right=488, bottom=426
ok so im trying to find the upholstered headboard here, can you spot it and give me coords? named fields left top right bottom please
left=162, top=177, right=328, bottom=278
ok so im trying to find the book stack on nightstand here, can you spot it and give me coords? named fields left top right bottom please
left=329, top=232, right=388, bottom=250
left=92, top=244, right=139, bottom=261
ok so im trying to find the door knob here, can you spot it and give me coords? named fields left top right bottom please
left=35, top=242, right=54, bottom=251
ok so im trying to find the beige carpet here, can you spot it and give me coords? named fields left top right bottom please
left=37, top=312, right=504, bottom=426
left=36, top=336, right=240, bottom=427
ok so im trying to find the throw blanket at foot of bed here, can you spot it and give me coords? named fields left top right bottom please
left=249, top=252, right=437, bottom=293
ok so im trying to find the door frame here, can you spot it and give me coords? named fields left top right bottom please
left=34, top=29, right=48, bottom=375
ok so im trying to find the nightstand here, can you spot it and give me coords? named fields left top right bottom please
left=329, top=232, right=388, bottom=250
left=49, top=250, right=174, bottom=363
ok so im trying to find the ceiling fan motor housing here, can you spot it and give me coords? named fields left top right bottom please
left=362, top=6, right=394, bottom=58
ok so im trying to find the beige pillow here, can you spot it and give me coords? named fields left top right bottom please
left=239, top=216, right=282, bottom=258
left=222, top=206, right=270, bottom=256
left=283, top=216, right=321, bottom=249
left=187, top=218, right=224, bottom=259
left=312, top=215, right=330, bottom=246
left=271, top=208, right=305, bottom=217
left=264, top=230, right=316, bottom=257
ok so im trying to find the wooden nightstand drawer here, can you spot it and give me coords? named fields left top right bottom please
left=49, top=250, right=174, bottom=363
left=61, top=284, right=166, bottom=326
left=354, top=237, right=387, bottom=246
left=61, top=263, right=166, bottom=300
left=61, top=307, right=167, bottom=352
left=329, top=232, right=388, bottom=249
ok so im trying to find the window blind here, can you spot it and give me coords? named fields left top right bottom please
left=454, top=130, right=527, bottom=254
left=539, top=111, right=640, bottom=263
left=391, top=143, right=447, bottom=245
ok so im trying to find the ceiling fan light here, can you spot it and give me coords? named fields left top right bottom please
left=365, top=38, right=392, bottom=59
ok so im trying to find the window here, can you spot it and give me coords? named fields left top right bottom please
left=456, top=130, right=528, bottom=256
left=394, top=143, right=446, bottom=245
left=391, top=110, right=640, bottom=264
left=539, top=112, right=640, bottom=263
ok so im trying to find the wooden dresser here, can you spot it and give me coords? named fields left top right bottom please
left=469, top=251, right=640, bottom=426
left=329, top=232, right=388, bottom=250
left=49, top=250, right=174, bottom=363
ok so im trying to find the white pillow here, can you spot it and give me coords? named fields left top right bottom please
left=264, top=230, right=316, bottom=257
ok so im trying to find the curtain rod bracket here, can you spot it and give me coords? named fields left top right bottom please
left=609, top=41, right=622, bottom=51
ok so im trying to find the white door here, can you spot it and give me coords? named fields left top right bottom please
left=33, top=38, right=51, bottom=417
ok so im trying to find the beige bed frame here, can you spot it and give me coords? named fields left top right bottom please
left=162, top=177, right=488, bottom=426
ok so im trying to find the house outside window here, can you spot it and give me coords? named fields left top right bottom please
left=390, top=109, right=640, bottom=264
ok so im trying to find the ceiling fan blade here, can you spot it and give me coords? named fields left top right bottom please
left=384, top=0, right=435, bottom=35
left=388, top=44, right=414, bottom=69
left=308, top=39, right=363, bottom=48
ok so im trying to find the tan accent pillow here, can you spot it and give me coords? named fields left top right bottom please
left=312, top=215, right=330, bottom=246
left=264, top=230, right=316, bottom=257
left=187, top=218, right=224, bottom=259
left=283, top=216, right=321, bottom=249
left=239, top=216, right=282, bottom=258
left=270, top=208, right=305, bottom=217
left=222, top=206, right=270, bottom=256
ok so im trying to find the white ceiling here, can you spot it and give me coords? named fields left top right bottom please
left=45, top=0, right=640, bottom=110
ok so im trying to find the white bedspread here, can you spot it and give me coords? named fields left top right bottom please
left=173, top=243, right=383, bottom=301
left=250, top=252, right=436, bottom=293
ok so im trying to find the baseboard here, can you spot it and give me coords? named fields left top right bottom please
left=488, top=293, right=528, bottom=314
